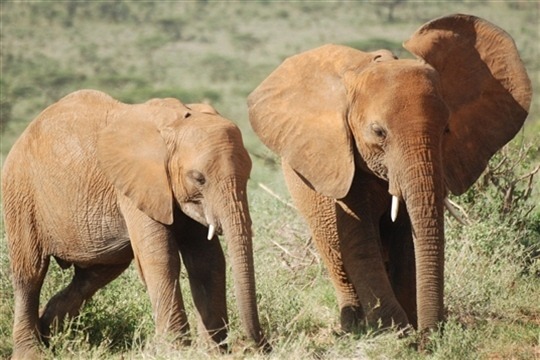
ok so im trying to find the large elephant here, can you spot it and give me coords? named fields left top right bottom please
left=2, top=90, right=269, bottom=359
left=248, top=14, right=531, bottom=336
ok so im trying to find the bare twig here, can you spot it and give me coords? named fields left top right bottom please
left=503, top=163, right=540, bottom=213
left=271, top=240, right=299, bottom=260
left=513, top=164, right=540, bottom=184
left=489, top=155, right=508, bottom=174
left=523, top=165, right=540, bottom=199
left=258, top=183, right=296, bottom=209
left=444, top=198, right=470, bottom=225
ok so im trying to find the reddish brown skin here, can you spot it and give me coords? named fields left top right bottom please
left=3, top=90, right=268, bottom=359
left=248, top=14, right=531, bottom=338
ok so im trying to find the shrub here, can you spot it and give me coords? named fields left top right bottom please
left=444, top=138, right=540, bottom=324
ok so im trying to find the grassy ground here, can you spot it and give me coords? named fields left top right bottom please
left=1, top=1, right=539, bottom=359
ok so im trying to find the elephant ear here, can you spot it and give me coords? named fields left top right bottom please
left=404, top=14, right=532, bottom=195
left=248, top=44, right=379, bottom=199
left=98, top=107, right=174, bottom=225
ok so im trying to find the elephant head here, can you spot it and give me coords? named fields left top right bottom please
left=248, top=14, right=531, bottom=332
left=97, top=98, right=267, bottom=348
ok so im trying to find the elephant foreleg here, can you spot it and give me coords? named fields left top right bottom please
left=121, top=202, right=190, bottom=345
left=39, top=262, right=130, bottom=341
left=282, top=162, right=363, bottom=332
left=176, top=216, right=228, bottom=350
left=313, top=215, right=365, bottom=333
left=306, top=199, right=364, bottom=332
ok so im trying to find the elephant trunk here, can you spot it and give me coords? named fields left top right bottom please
left=395, top=136, right=445, bottom=332
left=219, top=177, right=269, bottom=350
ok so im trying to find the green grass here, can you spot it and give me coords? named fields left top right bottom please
left=1, top=1, right=539, bottom=359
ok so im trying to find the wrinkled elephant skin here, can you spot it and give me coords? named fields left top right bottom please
left=3, top=90, right=268, bottom=359
left=248, top=14, right=531, bottom=336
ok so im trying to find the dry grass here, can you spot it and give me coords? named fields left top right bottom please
left=1, top=2, right=539, bottom=359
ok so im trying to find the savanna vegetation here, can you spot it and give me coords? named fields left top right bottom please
left=1, top=1, right=539, bottom=359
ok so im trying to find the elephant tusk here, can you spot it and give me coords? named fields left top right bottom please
left=391, top=196, right=399, bottom=222
left=444, top=198, right=470, bottom=226
left=207, top=224, right=216, bottom=240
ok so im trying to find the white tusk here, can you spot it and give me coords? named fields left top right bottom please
left=391, top=196, right=399, bottom=222
left=444, top=198, right=469, bottom=226
left=207, top=224, right=216, bottom=240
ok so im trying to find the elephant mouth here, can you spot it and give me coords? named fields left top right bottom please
left=178, top=202, right=223, bottom=239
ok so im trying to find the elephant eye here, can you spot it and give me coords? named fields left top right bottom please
left=187, top=170, right=206, bottom=186
left=371, top=123, right=387, bottom=139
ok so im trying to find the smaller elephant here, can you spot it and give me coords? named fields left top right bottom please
left=248, top=14, right=531, bottom=336
left=2, top=90, right=269, bottom=359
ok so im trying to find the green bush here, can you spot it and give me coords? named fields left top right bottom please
left=444, top=139, right=540, bottom=328
left=450, top=141, right=540, bottom=261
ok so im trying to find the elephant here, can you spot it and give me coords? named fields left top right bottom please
left=248, top=14, right=531, bottom=337
left=2, top=89, right=269, bottom=359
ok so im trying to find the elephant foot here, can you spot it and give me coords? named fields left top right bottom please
left=364, top=301, right=410, bottom=331
left=200, top=326, right=229, bottom=353
left=174, top=329, right=193, bottom=348
left=12, top=344, right=44, bottom=360
left=257, top=335, right=273, bottom=354
left=340, top=305, right=365, bottom=333
left=39, top=298, right=83, bottom=345
left=152, top=329, right=192, bottom=353
left=415, top=324, right=442, bottom=353
left=37, top=315, right=54, bottom=346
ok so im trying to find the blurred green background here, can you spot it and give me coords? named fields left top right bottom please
left=1, top=0, right=538, bottom=158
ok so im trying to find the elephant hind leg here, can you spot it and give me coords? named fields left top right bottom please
left=175, top=216, right=228, bottom=350
left=380, top=213, right=417, bottom=328
left=11, top=256, right=50, bottom=360
left=4, top=199, right=50, bottom=359
left=39, top=262, right=130, bottom=341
